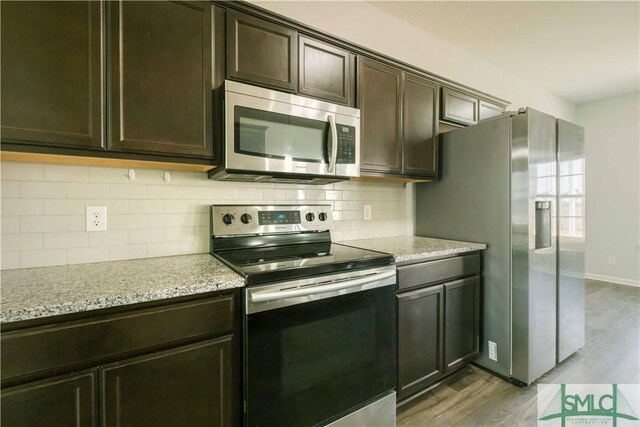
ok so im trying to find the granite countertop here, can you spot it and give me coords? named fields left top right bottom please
left=0, top=254, right=244, bottom=324
left=343, top=235, right=486, bottom=264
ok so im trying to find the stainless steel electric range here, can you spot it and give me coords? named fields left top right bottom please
left=210, top=204, right=397, bottom=427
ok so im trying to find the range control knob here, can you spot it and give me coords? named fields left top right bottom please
left=318, top=212, right=328, bottom=221
left=240, top=213, right=252, bottom=224
left=222, top=214, right=235, bottom=225
left=305, top=213, right=315, bottom=222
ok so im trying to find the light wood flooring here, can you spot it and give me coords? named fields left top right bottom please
left=397, top=280, right=640, bottom=426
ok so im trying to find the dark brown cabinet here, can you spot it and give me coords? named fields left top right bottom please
left=397, top=285, right=444, bottom=400
left=358, top=58, right=403, bottom=174
left=1, top=371, right=97, bottom=427
left=403, top=73, right=439, bottom=177
left=396, top=253, right=481, bottom=402
left=1, top=293, right=237, bottom=426
left=101, top=337, right=232, bottom=427
left=479, top=100, right=506, bottom=121
left=444, top=277, right=480, bottom=373
left=109, top=0, right=214, bottom=158
left=298, top=36, right=354, bottom=105
left=441, top=87, right=479, bottom=126
left=227, top=10, right=297, bottom=92
left=358, top=58, right=439, bottom=179
left=0, top=1, right=104, bottom=150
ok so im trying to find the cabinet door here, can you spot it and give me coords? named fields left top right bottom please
left=358, top=58, right=402, bottom=174
left=227, top=10, right=297, bottom=92
left=441, top=87, right=478, bottom=126
left=1, top=371, right=97, bottom=427
left=0, top=1, right=103, bottom=149
left=479, top=100, right=506, bottom=121
left=298, top=36, right=354, bottom=105
left=444, top=276, right=480, bottom=373
left=101, top=337, right=232, bottom=427
left=109, top=0, right=213, bottom=158
left=403, top=73, right=439, bottom=177
left=397, top=285, right=444, bottom=400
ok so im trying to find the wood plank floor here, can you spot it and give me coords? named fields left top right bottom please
left=397, top=280, right=640, bottom=426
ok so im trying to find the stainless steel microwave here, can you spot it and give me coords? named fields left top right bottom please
left=209, top=80, right=360, bottom=184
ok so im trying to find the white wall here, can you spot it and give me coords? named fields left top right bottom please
left=0, top=162, right=407, bottom=269
left=253, top=0, right=578, bottom=121
left=577, top=92, right=640, bottom=286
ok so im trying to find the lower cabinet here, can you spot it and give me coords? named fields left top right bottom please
left=0, top=292, right=237, bottom=427
left=101, top=337, right=232, bottom=427
left=397, top=285, right=444, bottom=400
left=396, top=254, right=481, bottom=402
left=1, top=370, right=97, bottom=427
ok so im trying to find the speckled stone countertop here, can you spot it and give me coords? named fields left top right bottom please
left=1, top=254, right=243, bottom=324
left=343, top=236, right=486, bottom=264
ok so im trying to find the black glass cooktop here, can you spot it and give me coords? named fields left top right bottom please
left=213, top=242, right=393, bottom=286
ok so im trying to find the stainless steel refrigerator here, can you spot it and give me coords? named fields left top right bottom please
left=415, top=108, right=585, bottom=385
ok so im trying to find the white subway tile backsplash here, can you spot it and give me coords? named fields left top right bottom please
left=1, top=162, right=44, bottom=181
left=44, top=232, right=88, bottom=249
left=44, top=165, right=89, bottom=182
left=109, top=184, right=147, bottom=199
left=20, top=248, right=67, bottom=268
left=1, top=251, right=20, bottom=269
left=2, top=180, right=19, bottom=199
left=147, top=242, right=181, bottom=258
left=19, top=181, right=67, bottom=199
left=44, top=199, right=87, bottom=215
left=2, top=199, right=44, bottom=216
left=2, top=233, right=43, bottom=252
left=109, top=244, right=147, bottom=261
left=68, top=246, right=110, bottom=264
left=2, top=216, right=20, bottom=234
left=128, top=229, right=164, bottom=245
left=1, top=161, right=410, bottom=269
left=68, top=183, right=109, bottom=199
left=89, top=230, right=128, bottom=247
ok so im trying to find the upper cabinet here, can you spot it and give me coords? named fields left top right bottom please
left=479, top=100, right=506, bottom=121
left=441, top=86, right=506, bottom=126
left=109, top=0, right=214, bottom=158
left=358, top=58, right=403, bottom=174
left=298, top=36, right=355, bottom=105
left=0, top=1, right=104, bottom=150
left=358, top=58, right=439, bottom=180
left=226, top=10, right=298, bottom=92
left=403, top=73, right=439, bottom=177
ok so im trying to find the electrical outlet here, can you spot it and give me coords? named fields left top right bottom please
left=488, top=340, right=498, bottom=361
left=608, top=256, right=616, bottom=266
left=86, top=206, right=107, bottom=232
left=363, top=205, right=372, bottom=221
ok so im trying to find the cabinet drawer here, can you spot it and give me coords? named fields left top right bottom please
left=1, top=294, right=234, bottom=384
left=398, top=253, right=479, bottom=291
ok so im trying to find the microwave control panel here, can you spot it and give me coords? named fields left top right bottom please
left=336, top=125, right=356, bottom=164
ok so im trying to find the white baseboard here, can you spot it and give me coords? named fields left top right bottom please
left=585, top=273, right=640, bottom=287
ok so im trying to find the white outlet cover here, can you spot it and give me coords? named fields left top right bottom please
left=86, top=206, right=108, bottom=232
left=363, top=205, right=372, bottom=221
left=488, top=340, right=498, bottom=361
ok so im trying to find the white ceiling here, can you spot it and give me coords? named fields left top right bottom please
left=366, top=1, right=640, bottom=105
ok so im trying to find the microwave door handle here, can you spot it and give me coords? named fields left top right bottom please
left=327, top=115, right=338, bottom=173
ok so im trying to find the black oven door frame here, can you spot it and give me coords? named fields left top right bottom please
left=243, top=267, right=396, bottom=427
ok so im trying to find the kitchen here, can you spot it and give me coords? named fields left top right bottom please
left=1, top=1, right=638, bottom=426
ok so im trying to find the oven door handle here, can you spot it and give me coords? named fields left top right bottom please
left=250, top=270, right=396, bottom=303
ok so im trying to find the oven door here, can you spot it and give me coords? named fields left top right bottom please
left=244, top=267, right=396, bottom=427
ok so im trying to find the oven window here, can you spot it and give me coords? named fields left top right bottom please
left=246, top=285, right=395, bottom=427
left=234, top=106, right=328, bottom=163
